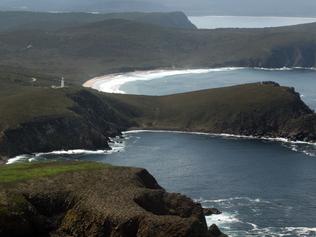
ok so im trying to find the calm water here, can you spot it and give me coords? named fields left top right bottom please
left=189, top=16, right=316, bottom=29
left=27, top=132, right=316, bottom=236
left=121, top=68, right=316, bottom=110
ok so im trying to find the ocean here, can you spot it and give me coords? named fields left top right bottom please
left=189, top=16, right=316, bottom=29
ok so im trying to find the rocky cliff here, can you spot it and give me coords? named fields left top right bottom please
left=0, top=88, right=134, bottom=162
left=0, top=162, right=225, bottom=237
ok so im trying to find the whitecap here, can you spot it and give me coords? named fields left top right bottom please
left=6, top=155, right=30, bottom=164
left=205, top=212, right=241, bottom=227
left=196, top=196, right=271, bottom=205
left=244, top=226, right=316, bottom=237
left=6, top=137, right=126, bottom=164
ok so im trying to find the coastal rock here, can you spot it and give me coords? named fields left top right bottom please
left=0, top=164, right=220, bottom=237
left=203, top=208, right=222, bottom=215
left=208, top=224, right=228, bottom=237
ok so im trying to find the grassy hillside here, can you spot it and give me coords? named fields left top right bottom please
left=107, top=82, right=313, bottom=135
left=0, top=78, right=314, bottom=161
left=0, top=11, right=196, bottom=32
left=1, top=18, right=316, bottom=85
left=0, top=161, right=107, bottom=183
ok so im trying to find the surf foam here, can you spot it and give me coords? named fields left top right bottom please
left=6, top=137, right=126, bottom=164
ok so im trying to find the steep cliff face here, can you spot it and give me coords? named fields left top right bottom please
left=0, top=88, right=134, bottom=162
left=280, top=114, right=316, bottom=141
left=0, top=163, right=224, bottom=237
left=258, top=43, right=316, bottom=68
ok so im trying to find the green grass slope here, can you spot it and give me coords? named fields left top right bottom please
left=0, top=11, right=196, bottom=32
left=0, top=162, right=108, bottom=184
left=1, top=19, right=316, bottom=85
left=107, top=82, right=313, bottom=136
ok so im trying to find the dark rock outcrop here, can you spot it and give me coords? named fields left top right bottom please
left=0, top=165, right=218, bottom=237
left=203, top=208, right=222, bottom=216
left=208, top=224, right=228, bottom=237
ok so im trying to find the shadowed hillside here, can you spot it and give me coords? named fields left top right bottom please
left=0, top=11, right=196, bottom=32
left=1, top=17, right=316, bottom=85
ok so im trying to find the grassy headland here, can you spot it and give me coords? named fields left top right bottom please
left=0, top=79, right=315, bottom=162
left=107, top=82, right=314, bottom=136
left=0, top=161, right=222, bottom=237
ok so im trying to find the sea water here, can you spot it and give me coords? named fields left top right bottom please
left=189, top=16, right=316, bottom=29
left=19, top=131, right=316, bottom=236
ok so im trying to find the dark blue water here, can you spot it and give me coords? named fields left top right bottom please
left=121, top=68, right=316, bottom=110
left=27, top=131, right=316, bottom=236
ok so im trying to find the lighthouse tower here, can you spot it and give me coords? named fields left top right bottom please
left=61, top=76, right=65, bottom=88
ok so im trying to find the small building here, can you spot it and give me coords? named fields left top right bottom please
left=61, top=77, right=65, bottom=88
left=51, top=76, right=66, bottom=89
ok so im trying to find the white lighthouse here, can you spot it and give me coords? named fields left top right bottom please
left=61, top=76, right=65, bottom=88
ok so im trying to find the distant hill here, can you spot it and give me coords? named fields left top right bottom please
left=1, top=18, right=316, bottom=84
left=0, top=0, right=168, bottom=13
left=0, top=11, right=196, bottom=32
left=2, top=0, right=316, bottom=17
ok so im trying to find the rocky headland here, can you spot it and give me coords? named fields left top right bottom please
left=0, top=162, right=226, bottom=237
left=0, top=82, right=315, bottom=163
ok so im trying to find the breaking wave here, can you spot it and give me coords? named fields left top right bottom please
left=6, top=136, right=126, bottom=164
left=199, top=196, right=316, bottom=236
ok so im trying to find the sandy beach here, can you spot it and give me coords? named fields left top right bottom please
left=82, top=68, right=243, bottom=94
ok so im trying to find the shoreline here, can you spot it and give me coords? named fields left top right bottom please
left=6, top=129, right=316, bottom=164
left=123, top=129, right=316, bottom=146
left=83, top=66, right=316, bottom=94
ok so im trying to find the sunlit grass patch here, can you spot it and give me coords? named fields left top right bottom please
left=0, top=162, right=110, bottom=183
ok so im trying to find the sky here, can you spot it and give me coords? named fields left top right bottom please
left=1, top=0, right=316, bottom=17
